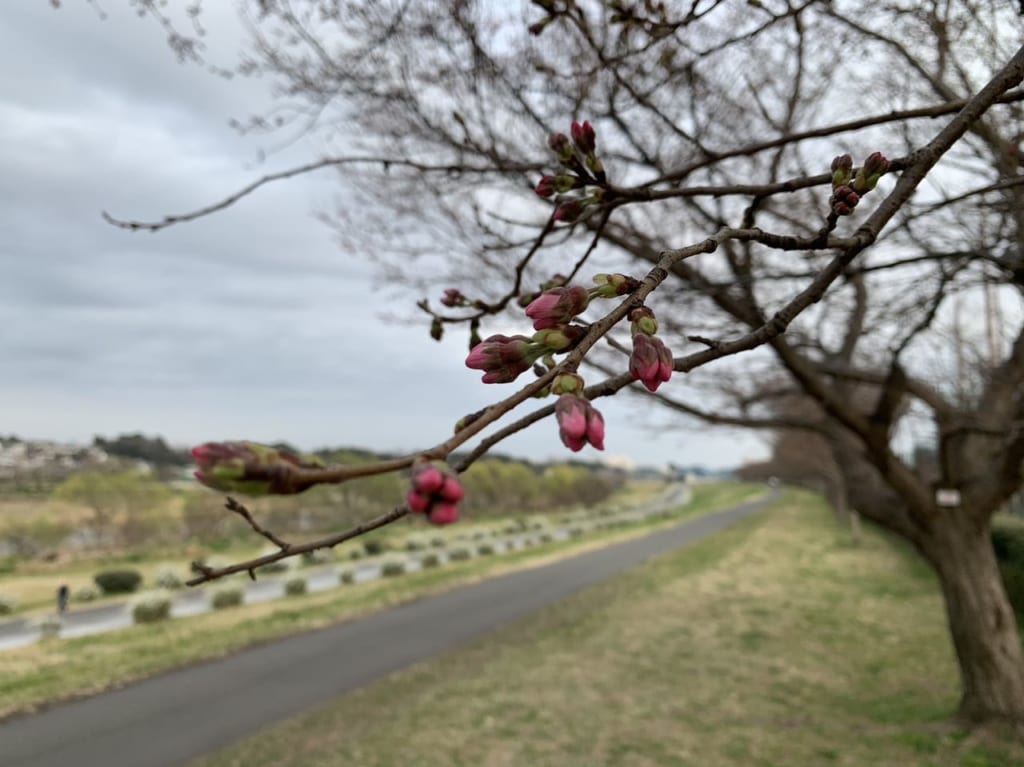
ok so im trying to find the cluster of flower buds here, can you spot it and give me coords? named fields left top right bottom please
left=465, top=325, right=588, bottom=384
left=467, top=269, right=645, bottom=385
left=535, top=120, right=607, bottom=223
left=192, top=441, right=324, bottom=496
left=628, top=307, right=673, bottom=392
left=440, top=288, right=469, bottom=308
left=552, top=373, right=605, bottom=452
left=829, top=152, right=890, bottom=216
left=406, top=463, right=464, bottom=525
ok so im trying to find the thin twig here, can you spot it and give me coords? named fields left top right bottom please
left=224, top=496, right=292, bottom=551
left=186, top=506, right=409, bottom=586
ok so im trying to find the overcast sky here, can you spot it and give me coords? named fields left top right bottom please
left=0, top=2, right=766, bottom=470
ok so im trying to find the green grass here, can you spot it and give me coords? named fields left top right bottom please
left=0, top=482, right=758, bottom=719
left=195, top=491, right=1024, bottom=767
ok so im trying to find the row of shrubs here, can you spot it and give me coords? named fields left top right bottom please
left=131, top=575, right=312, bottom=624
left=12, top=490, right=681, bottom=623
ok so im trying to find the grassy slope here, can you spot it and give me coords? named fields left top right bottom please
left=0, top=483, right=757, bottom=719
left=0, top=480, right=665, bottom=616
left=197, top=491, right=1024, bottom=767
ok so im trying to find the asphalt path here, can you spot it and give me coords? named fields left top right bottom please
left=0, top=491, right=775, bottom=767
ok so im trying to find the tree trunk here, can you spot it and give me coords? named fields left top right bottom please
left=921, top=512, right=1024, bottom=725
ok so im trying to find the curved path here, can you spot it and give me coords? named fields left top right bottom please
left=0, top=492, right=775, bottom=767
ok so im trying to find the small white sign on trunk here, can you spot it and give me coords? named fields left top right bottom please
left=935, top=488, right=962, bottom=507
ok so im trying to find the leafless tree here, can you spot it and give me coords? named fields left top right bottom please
left=99, top=0, right=1024, bottom=726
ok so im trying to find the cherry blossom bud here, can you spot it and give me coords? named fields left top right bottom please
left=192, top=441, right=322, bottom=496
left=412, top=465, right=445, bottom=495
left=852, top=151, right=890, bottom=193
left=429, top=503, right=460, bottom=525
left=554, top=394, right=605, bottom=452
left=629, top=334, right=674, bottom=392
left=553, top=199, right=586, bottom=222
left=438, top=476, right=465, bottom=503
left=466, top=334, right=539, bottom=383
left=831, top=154, right=853, bottom=187
left=526, top=286, right=590, bottom=330
left=406, top=490, right=431, bottom=514
left=551, top=372, right=584, bottom=396
left=532, top=324, right=586, bottom=352
left=629, top=306, right=659, bottom=337
left=571, top=121, right=596, bottom=155
left=535, top=175, right=579, bottom=198
left=430, top=317, right=443, bottom=341
left=548, top=132, right=575, bottom=165
left=591, top=273, right=639, bottom=299
left=829, top=185, right=860, bottom=216
left=440, top=288, right=466, bottom=307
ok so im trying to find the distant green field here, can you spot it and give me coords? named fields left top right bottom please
left=197, top=491, right=1024, bottom=767
left=0, top=482, right=757, bottom=719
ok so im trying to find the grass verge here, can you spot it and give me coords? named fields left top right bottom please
left=197, top=491, right=1024, bottom=767
left=0, top=482, right=758, bottom=719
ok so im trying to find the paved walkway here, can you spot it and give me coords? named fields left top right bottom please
left=0, top=491, right=774, bottom=767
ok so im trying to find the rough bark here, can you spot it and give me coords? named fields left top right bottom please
left=919, top=510, right=1024, bottom=725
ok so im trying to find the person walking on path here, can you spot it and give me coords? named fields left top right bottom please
left=56, top=584, right=69, bottom=616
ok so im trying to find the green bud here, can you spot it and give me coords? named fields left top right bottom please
left=551, top=372, right=584, bottom=395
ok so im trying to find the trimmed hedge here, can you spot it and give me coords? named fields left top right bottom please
left=154, top=569, right=184, bottom=590
left=212, top=587, right=244, bottom=609
left=94, top=569, right=143, bottom=595
left=133, top=593, right=172, bottom=624
left=363, top=539, right=387, bottom=556
left=421, top=553, right=441, bottom=569
left=75, top=585, right=100, bottom=602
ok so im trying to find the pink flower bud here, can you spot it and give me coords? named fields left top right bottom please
left=548, top=132, right=575, bottom=164
left=586, top=406, right=605, bottom=451
left=413, top=465, right=445, bottom=495
left=438, top=476, right=464, bottom=503
left=629, top=334, right=673, bottom=392
left=829, top=185, right=860, bottom=216
left=554, top=394, right=605, bottom=452
left=525, top=285, right=590, bottom=330
left=863, top=151, right=889, bottom=177
left=571, top=120, right=596, bottom=155
left=466, top=334, right=539, bottom=383
left=191, top=441, right=322, bottom=496
left=406, top=490, right=431, bottom=514
left=535, top=176, right=556, bottom=198
left=552, top=200, right=585, bottom=222
left=429, top=503, right=460, bottom=525
left=440, top=288, right=466, bottom=307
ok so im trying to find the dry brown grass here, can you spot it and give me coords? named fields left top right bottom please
left=198, top=491, right=1024, bottom=767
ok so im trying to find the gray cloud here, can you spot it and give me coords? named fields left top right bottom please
left=0, top=2, right=764, bottom=470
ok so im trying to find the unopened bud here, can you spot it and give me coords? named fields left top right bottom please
left=629, top=306, right=658, bottom=337
left=533, top=325, right=586, bottom=352
left=551, top=372, right=584, bottom=395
